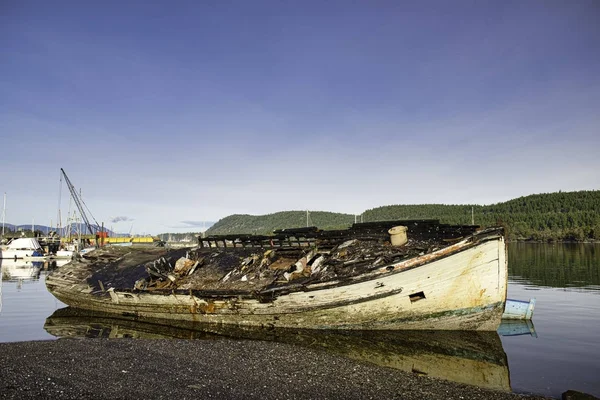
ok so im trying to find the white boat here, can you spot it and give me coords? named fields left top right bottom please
left=55, top=241, right=96, bottom=259
left=47, top=221, right=509, bottom=331
left=55, top=248, right=96, bottom=259
left=0, top=238, right=44, bottom=260
left=55, top=250, right=74, bottom=259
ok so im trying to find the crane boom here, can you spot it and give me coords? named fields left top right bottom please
left=60, top=168, right=100, bottom=236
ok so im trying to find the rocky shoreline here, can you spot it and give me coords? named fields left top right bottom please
left=0, top=338, right=553, bottom=400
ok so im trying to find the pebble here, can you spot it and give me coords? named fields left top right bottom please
left=0, top=338, right=552, bottom=400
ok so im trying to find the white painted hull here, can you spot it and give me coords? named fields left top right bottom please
left=0, top=238, right=44, bottom=259
left=47, top=233, right=507, bottom=331
left=55, top=250, right=74, bottom=259
left=55, top=247, right=96, bottom=259
left=0, top=249, right=43, bottom=260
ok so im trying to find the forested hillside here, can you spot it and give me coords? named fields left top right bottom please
left=205, top=190, right=600, bottom=241
left=364, top=190, right=600, bottom=241
left=206, top=211, right=356, bottom=236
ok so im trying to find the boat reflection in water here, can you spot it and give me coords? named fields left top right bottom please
left=0, top=259, right=43, bottom=285
left=43, top=308, right=539, bottom=393
left=0, top=259, right=70, bottom=293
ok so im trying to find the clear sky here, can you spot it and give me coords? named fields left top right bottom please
left=1, top=0, right=599, bottom=235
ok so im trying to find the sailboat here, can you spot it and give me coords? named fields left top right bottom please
left=55, top=172, right=97, bottom=260
left=1, top=192, right=7, bottom=248
left=55, top=212, right=95, bottom=259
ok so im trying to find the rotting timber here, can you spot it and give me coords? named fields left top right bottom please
left=46, top=220, right=508, bottom=331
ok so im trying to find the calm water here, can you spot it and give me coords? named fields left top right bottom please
left=1, top=244, right=599, bottom=399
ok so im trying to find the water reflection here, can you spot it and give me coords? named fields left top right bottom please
left=0, top=259, right=70, bottom=312
left=508, top=243, right=600, bottom=291
left=45, top=307, right=518, bottom=392
left=497, top=319, right=537, bottom=338
left=0, top=259, right=43, bottom=283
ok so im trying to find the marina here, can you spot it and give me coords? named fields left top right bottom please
left=0, top=169, right=160, bottom=266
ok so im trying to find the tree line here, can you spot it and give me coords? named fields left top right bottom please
left=202, top=190, right=600, bottom=242
left=363, top=190, right=600, bottom=241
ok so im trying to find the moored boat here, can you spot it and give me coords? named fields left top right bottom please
left=0, top=238, right=44, bottom=260
left=46, top=220, right=508, bottom=331
left=55, top=244, right=96, bottom=259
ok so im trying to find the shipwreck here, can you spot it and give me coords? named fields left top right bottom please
left=46, top=220, right=508, bottom=331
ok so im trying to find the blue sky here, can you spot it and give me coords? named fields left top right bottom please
left=1, top=0, right=599, bottom=235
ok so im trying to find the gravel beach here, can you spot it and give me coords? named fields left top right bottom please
left=0, top=338, right=552, bottom=400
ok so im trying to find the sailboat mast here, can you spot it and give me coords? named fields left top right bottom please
left=58, top=171, right=63, bottom=237
left=1, top=192, right=6, bottom=238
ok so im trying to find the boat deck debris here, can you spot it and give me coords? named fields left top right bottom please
left=67, top=220, right=481, bottom=296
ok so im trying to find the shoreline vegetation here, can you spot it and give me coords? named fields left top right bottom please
left=200, top=190, right=600, bottom=243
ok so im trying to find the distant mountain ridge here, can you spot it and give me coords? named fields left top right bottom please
left=0, top=222, right=218, bottom=239
left=206, top=190, right=600, bottom=241
left=0, top=223, right=122, bottom=237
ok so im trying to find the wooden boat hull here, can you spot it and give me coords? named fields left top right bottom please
left=47, top=233, right=507, bottom=331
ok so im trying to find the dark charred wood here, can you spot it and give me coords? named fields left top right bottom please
left=273, top=226, right=320, bottom=234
